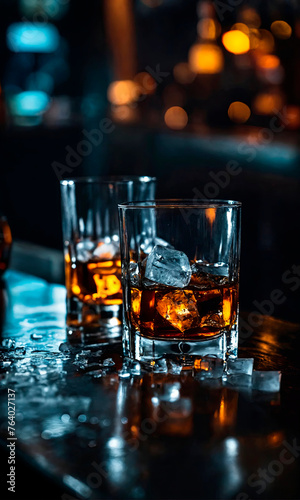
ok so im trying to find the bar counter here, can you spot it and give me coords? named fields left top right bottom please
left=0, top=271, right=300, bottom=500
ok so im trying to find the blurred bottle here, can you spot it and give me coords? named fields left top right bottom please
left=0, top=215, right=12, bottom=275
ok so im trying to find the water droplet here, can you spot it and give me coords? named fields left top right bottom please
left=103, top=358, right=115, bottom=367
left=2, top=339, right=15, bottom=349
left=61, top=414, right=71, bottom=423
left=59, top=342, right=71, bottom=355
left=30, top=333, right=43, bottom=340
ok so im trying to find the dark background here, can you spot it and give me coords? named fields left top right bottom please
left=0, top=0, right=299, bottom=322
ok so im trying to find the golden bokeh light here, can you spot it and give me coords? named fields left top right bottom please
left=239, top=7, right=261, bottom=28
left=231, top=23, right=250, bottom=36
left=173, top=62, right=196, bottom=84
left=228, top=101, right=251, bottom=123
left=253, top=93, right=283, bottom=115
left=250, top=29, right=275, bottom=52
left=271, top=20, right=292, bottom=40
left=164, top=106, right=188, bottom=130
left=189, top=43, right=224, bottom=74
left=111, top=105, right=137, bottom=123
left=107, top=80, right=139, bottom=106
left=197, top=18, right=221, bottom=40
left=256, top=54, right=280, bottom=70
left=222, top=30, right=250, bottom=54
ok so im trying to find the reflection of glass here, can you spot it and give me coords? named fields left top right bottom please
left=0, top=216, right=12, bottom=276
left=60, top=177, right=156, bottom=343
left=142, top=375, right=193, bottom=436
left=212, top=388, right=239, bottom=436
left=119, top=200, right=241, bottom=365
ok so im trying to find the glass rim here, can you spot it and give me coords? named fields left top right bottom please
left=118, top=199, right=242, bottom=209
left=60, top=176, right=156, bottom=186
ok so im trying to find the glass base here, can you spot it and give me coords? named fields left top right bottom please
left=66, top=299, right=122, bottom=344
left=123, top=325, right=238, bottom=366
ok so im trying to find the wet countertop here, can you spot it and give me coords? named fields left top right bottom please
left=0, top=271, right=300, bottom=500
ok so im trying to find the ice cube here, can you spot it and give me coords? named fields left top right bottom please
left=152, top=358, right=168, bottom=373
left=190, top=262, right=229, bottom=288
left=93, top=241, right=119, bottom=260
left=103, top=358, right=115, bottom=367
left=227, top=358, right=254, bottom=376
left=141, top=237, right=174, bottom=254
left=76, top=241, right=95, bottom=262
left=226, top=374, right=252, bottom=388
left=118, top=366, right=131, bottom=379
left=156, top=290, right=200, bottom=332
left=194, top=355, right=224, bottom=379
left=122, top=357, right=141, bottom=376
left=252, top=371, right=281, bottom=392
left=144, top=245, right=191, bottom=288
left=167, top=359, right=182, bottom=375
left=226, top=358, right=254, bottom=388
left=59, top=342, right=71, bottom=355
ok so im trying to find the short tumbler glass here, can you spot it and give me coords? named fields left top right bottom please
left=60, top=176, right=156, bottom=342
left=118, top=200, right=241, bottom=365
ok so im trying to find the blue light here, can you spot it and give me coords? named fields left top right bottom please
left=7, top=23, right=59, bottom=53
left=10, top=91, right=51, bottom=116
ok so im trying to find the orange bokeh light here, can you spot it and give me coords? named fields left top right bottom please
left=239, top=7, right=261, bottom=28
left=222, top=30, right=250, bottom=54
left=250, top=29, right=275, bottom=52
left=256, top=54, right=280, bottom=70
left=197, top=18, right=221, bottom=40
left=107, top=80, right=139, bottom=105
left=231, top=23, right=250, bottom=36
left=173, top=62, right=196, bottom=84
left=228, top=101, right=251, bottom=123
left=253, top=93, right=283, bottom=115
left=189, top=43, right=224, bottom=74
left=164, top=106, right=188, bottom=130
left=271, top=20, right=292, bottom=39
left=283, top=105, right=300, bottom=130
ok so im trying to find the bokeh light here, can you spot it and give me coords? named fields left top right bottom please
left=7, top=23, right=60, bottom=53
left=282, top=105, right=300, bottom=130
left=9, top=91, right=51, bottom=116
left=239, top=7, right=261, bottom=28
left=164, top=106, right=188, bottom=130
left=253, top=93, right=283, bottom=115
left=256, top=54, right=280, bottom=70
left=228, top=101, right=251, bottom=123
left=173, top=63, right=196, bottom=84
left=250, top=29, right=275, bottom=52
left=197, top=18, right=221, bottom=40
left=107, top=80, right=139, bottom=106
left=231, top=23, right=250, bottom=36
left=222, top=30, right=250, bottom=55
left=271, top=21, right=292, bottom=40
left=189, top=43, right=224, bottom=74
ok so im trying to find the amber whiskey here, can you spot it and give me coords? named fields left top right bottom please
left=129, top=271, right=238, bottom=340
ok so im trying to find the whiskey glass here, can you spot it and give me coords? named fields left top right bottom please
left=60, top=176, right=156, bottom=342
left=118, top=200, right=241, bottom=365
